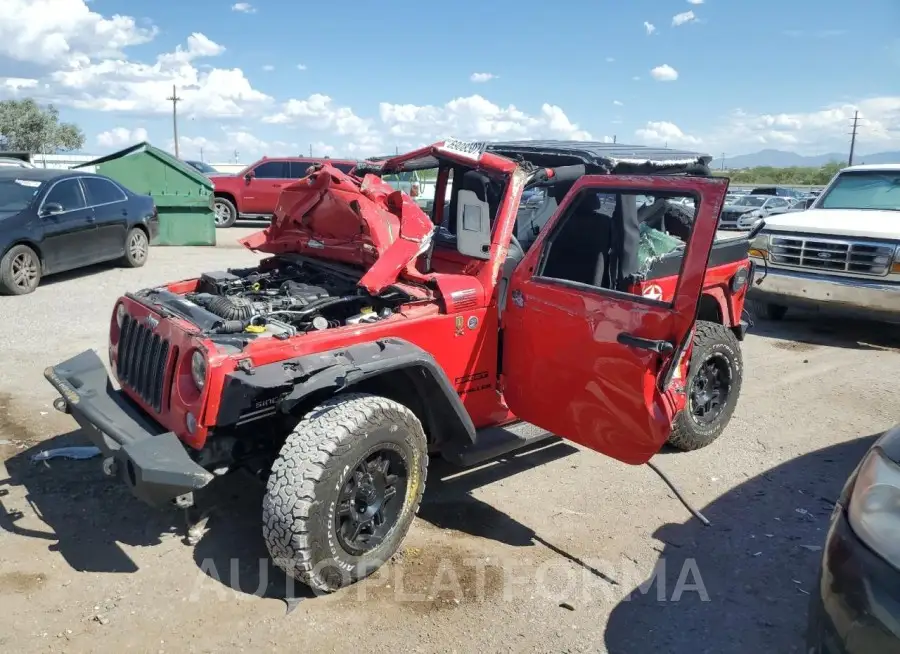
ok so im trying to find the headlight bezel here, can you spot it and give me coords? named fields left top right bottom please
left=115, top=303, right=126, bottom=328
left=847, top=447, right=900, bottom=571
left=190, top=349, right=208, bottom=390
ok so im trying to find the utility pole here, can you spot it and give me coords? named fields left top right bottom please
left=309, top=144, right=312, bottom=157
left=613, top=135, right=617, bottom=144
left=721, top=152, right=726, bottom=170
left=848, top=110, right=859, bottom=167
left=166, top=84, right=182, bottom=158
left=200, top=146, right=204, bottom=162
left=233, top=150, right=239, bottom=163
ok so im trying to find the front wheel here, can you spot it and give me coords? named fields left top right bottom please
left=668, top=321, right=743, bottom=451
left=0, top=244, right=42, bottom=295
left=263, top=393, right=428, bottom=593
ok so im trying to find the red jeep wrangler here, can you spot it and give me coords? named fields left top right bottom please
left=45, top=139, right=752, bottom=592
left=211, top=156, right=357, bottom=228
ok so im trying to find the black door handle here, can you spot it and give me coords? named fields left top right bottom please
left=617, top=332, right=675, bottom=354
left=86, top=215, right=96, bottom=223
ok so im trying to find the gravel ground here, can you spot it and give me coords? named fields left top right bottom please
left=1, top=229, right=898, bottom=653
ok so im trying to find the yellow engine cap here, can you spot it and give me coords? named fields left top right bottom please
left=244, top=324, right=266, bottom=333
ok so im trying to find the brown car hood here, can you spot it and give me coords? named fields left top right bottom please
left=240, top=164, right=435, bottom=295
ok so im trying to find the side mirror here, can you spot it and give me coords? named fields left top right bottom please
left=41, top=202, right=64, bottom=217
left=244, top=171, right=254, bottom=183
left=455, top=190, right=491, bottom=260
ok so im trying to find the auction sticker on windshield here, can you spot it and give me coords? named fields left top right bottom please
left=15, top=179, right=41, bottom=187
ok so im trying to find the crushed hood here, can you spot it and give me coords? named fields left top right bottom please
left=240, top=164, right=435, bottom=295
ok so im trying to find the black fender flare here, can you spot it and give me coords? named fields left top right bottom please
left=215, top=337, right=477, bottom=445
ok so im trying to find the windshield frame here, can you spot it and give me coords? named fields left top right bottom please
left=0, top=178, right=45, bottom=212
left=816, top=170, right=900, bottom=212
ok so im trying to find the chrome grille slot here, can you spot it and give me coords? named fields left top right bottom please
left=116, top=314, right=172, bottom=411
left=769, top=235, right=895, bottom=276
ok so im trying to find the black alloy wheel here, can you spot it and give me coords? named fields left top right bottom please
left=335, top=446, right=409, bottom=556
left=689, top=352, right=733, bottom=425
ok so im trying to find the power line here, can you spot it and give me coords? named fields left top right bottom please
left=166, top=84, right=182, bottom=159
left=848, top=110, right=860, bottom=167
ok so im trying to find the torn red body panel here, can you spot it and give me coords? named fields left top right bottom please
left=239, top=164, right=435, bottom=295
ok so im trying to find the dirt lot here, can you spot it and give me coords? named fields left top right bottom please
left=1, top=226, right=898, bottom=653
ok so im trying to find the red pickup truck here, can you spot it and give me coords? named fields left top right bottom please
left=211, top=156, right=356, bottom=228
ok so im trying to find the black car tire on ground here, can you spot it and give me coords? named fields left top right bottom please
left=213, top=197, right=237, bottom=228
left=121, top=227, right=149, bottom=268
left=746, top=299, right=788, bottom=321
left=0, top=244, right=42, bottom=295
left=263, top=393, right=428, bottom=593
left=668, top=320, right=744, bottom=451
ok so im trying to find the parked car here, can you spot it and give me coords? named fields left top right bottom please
left=807, top=424, right=900, bottom=653
left=184, top=160, right=218, bottom=175
left=210, top=156, right=357, bottom=228
left=0, top=168, right=158, bottom=295
left=749, top=185, right=805, bottom=199
left=718, top=194, right=794, bottom=230
left=748, top=163, right=900, bottom=322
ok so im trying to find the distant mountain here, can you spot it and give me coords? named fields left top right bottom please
left=720, top=149, right=900, bottom=169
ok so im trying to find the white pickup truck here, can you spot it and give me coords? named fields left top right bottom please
left=748, top=163, right=900, bottom=322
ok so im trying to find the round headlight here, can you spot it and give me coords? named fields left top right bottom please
left=191, top=350, right=207, bottom=390
left=116, top=303, right=126, bottom=328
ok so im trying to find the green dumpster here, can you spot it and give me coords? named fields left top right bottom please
left=75, top=142, right=216, bottom=246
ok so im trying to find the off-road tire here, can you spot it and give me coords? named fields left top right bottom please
left=213, top=197, right=237, bottom=228
left=0, top=244, right=41, bottom=295
left=262, top=393, right=428, bottom=593
left=121, top=227, right=149, bottom=268
left=746, top=299, right=788, bottom=321
left=668, top=321, right=743, bottom=451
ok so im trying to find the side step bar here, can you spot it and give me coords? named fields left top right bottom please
left=442, top=421, right=556, bottom=467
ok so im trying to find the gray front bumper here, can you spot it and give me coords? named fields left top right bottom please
left=750, top=263, right=900, bottom=321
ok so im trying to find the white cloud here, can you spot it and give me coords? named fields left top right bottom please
left=262, top=64, right=274, bottom=71
left=672, top=11, right=696, bottom=26
left=650, top=64, right=679, bottom=81
left=1, top=77, right=39, bottom=94
left=613, top=100, right=624, bottom=106
left=178, top=130, right=297, bottom=162
left=470, top=72, right=496, bottom=83
left=0, top=0, right=157, bottom=68
left=711, top=97, right=900, bottom=154
left=0, top=2, right=270, bottom=119
left=231, top=2, right=256, bottom=12
left=644, top=21, right=657, bottom=35
left=296, top=63, right=307, bottom=71
left=378, top=94, right=593, bottom=143
left=635, top=121, right=702, bottom=146
left=96, top=126, right=148, bottom=148
left=687, top=0, right=703, bottom=4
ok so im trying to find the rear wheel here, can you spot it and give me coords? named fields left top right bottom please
left=122, top=227, right=149, bottom=268
left=263, top=393, right=428, bottom=593
left=668, top=321, right=743, bottom=451
left=213, top=197, right=237, bottom=228
left=0, top=244, right=41, bottom=295
left=747, top=299, right=788, bottom=321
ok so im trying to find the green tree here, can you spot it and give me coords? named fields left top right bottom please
left=0, top=98, right=84, bottom=154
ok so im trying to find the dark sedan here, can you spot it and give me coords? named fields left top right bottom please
left=807, top=425, right=900, bottom=653
left=0, top=168, right=158, bottom=295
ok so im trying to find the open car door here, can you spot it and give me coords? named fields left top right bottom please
left=500, top=175, right=729, bottom=464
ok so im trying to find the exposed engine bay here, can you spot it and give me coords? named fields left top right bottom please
left=140, top=257, right=412, bottom=339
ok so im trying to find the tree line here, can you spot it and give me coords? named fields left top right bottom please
left=712, top=161, right=844, bottom=186
left=0, top=98, right=84, bottom=153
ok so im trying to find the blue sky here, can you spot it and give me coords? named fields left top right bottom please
left=0, top=0, right=898, bottom=162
